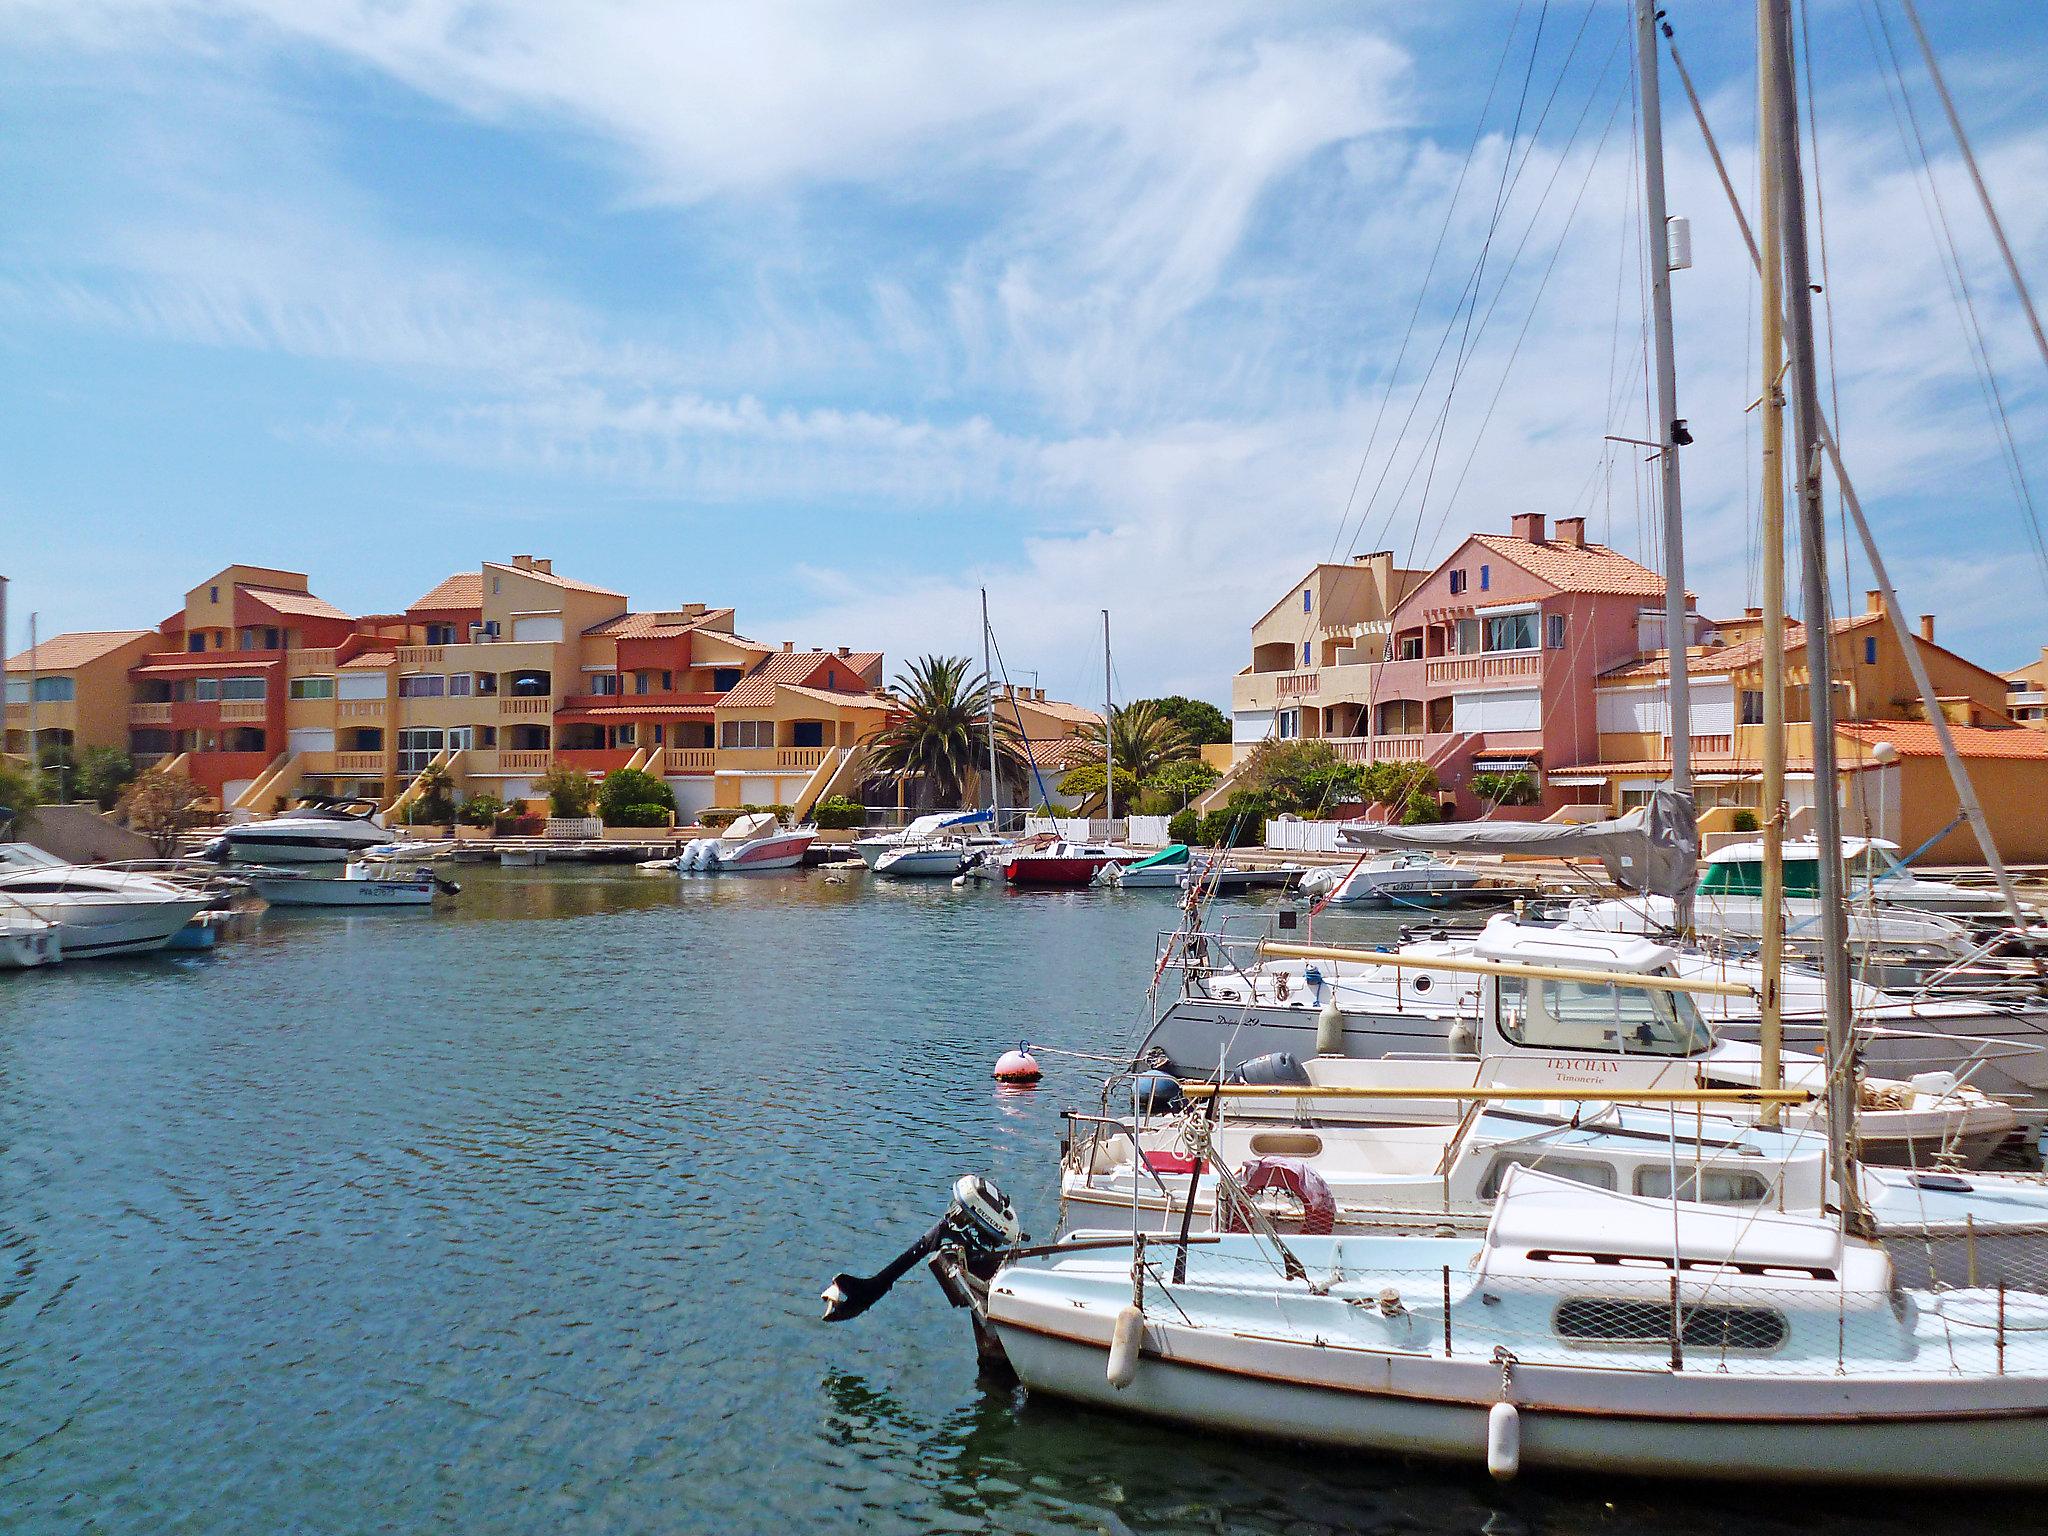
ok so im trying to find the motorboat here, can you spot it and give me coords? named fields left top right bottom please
left=853, top=810, right=998, bottom=869
left=1698, top=837, right=2023, bottom=918
left=917, top=1167, right=2048, bottom=1486
left=1297, top=852, right=1494, bottom=908
left=243, top=862, right=450, bottom=908
left=0, top=843, right=217, bottom=959
left=203, top=795, right=391, bottom=866
left=1141, top=916, right=2015, bottom=1165
left=874, top=840, right=974, bottom=878
left=667, top=813, right=817, bottom=872
left=1100, top=845, right=1302, bottom=894
left=1003, top=839, right=1139, bottom=887
left=0, top=896, right=61, bottom=968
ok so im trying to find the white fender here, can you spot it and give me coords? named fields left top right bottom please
left=1106, top=1305, right=1144, bottom=1389
left=1486, top=1399, right=1520, bottom=1480
left=1315, top=998, right=1346, bottom=1056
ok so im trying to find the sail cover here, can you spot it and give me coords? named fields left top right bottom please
left=1336, top=789, right=1698, bottom=898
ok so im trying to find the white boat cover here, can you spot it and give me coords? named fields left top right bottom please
left=1338, top=789, right=1698, bottom=898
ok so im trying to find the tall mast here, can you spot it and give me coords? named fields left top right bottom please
left=26, top=611, right=38, bottom=798
left=1636, top=0, right=1695, bottom=935
left=1102, top=610, right=1114, bottom=827
left=1756, top=0, right=1788, bottom=1127
left=981, top=589, right=1000, bottom=830
left=1764, top=0, right=1861, bottom=1225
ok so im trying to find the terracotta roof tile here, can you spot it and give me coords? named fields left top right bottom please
left=5, top=630, right=153, bottom=671
left=242, top=585, right=352, bottom=621
left=1469, top=534, right=1672, bottom=597
left=341, top=651, right=396, bottom=670
left=717, top=650, right=847, bottom=708
left=583, top=608, right=735, bottom=640
left=1023, top=734, right=1103, bottom=770
left=1838, top=720, right=2048, bottom=760
left=1601, top=614, right=1882, bottom=682
left=407, top=572, right=484, bottom=611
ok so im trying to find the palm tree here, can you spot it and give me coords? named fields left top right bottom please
left=864, top=655, right=1025, bottom=810
left=1109, top=700, right=1192, bottom=784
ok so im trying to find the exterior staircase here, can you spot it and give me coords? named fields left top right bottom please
left=384, top=746, right=464, bottom=823
left=232, top=751, right=307, bottom=814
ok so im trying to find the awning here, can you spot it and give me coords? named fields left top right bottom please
left=131, top=658, right=281, bottom=676
left=1470, top=755, right=1540, bottom=772
left=556, top=704, right=714, bottom=722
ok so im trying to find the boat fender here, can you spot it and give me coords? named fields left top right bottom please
left=993, top=1043, right=1042, bottom=1083
left=1315, top=999, right=1346, bottom=1056
left=1487, top=1401, right=1520, bottom=1481
left=1447, top=1018, right=1476, bottom=1056
left=1129, top=1070, right=1185, bottom=1114
left=1107, top=1304, right=1144, bottom=1389
left=1232, top=1053, right=1309, bottom=1089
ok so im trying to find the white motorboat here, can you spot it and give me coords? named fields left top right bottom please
left=243, top=862, right=448, bottom=908
left=669, top=813, right=817, bottom=872
left=1698, top=837, right=2023, bottom=918
left=203, top=795, right=392, bottom=866
left=0, top=844, right=216, bottom=959
left=1298, top=852, right=1493, bottom=908
left=874, top=840, right=974, bottom=878
left=853, top=810, right=998, bottom=869
left=0, top=897, right=61, bottom=968
left=932, top=1168, right=2048, bottom=1486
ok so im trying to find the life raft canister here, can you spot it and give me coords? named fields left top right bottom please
left=1215, top=1156, right=1337, bottom=1236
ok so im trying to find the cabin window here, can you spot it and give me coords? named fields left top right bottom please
left=1495, top=975, right=1711, bottom=1057
left=289, top=676, right=335, bottom=700
left=1478, top=1155, right=1615, bottom=1199
left=1634, top=1167, right=1772, bottom=1205
left=1555, top=1299, right=1787, bottom=1353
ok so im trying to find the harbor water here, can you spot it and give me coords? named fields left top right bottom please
left=0, top=867, right=2027, bottom=1533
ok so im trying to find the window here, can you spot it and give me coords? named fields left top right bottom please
left=1456, top=618, right=1481, bottom=654
left=1483, top=612, right=1538, bottom=652
left=474, top=673, right=496, bottom=695
left=6, top=676, right=74, bottom=704
left=661, top=670, right=673, bottom=691
left=447, top=673, right=471, bottom=697
left=1302, top=641, right=1312, bottom=667
left=1277, top=708, right=1299, bottom=740
left=712, top=668, right=743, bottom=691
left=1634, top=1166, right=1771, bottom=1205
left=194, top=678, right=220, bottom=701
left=397, top=728, right=444, bottom=773
left=1864, top=636, right=1878, bottom=664
left=188, top=633, right=206, bottom=653
left=1449, top=570, right=1465, bottom=595
left=425, top=624, right=456, bottom=646
left=1740, top=689, right=1765, bottom=726
left=1495, top=975, right=1711, bottom=1057
left=589, top=674, right=621, bottom=696
left=1480, top=564, right=1490, bottom=591
left=209, top=586, right=219, bottom=602
left=446, top=727, right=474, bottom=751
left=491, top=575, right=501, bottom=594
left=792, top=720, right=825, bottom=748
left=1479, top=1155, right=1615, bottom=1199
left=220, top=677, right=266, bottom=700
left=1303, top=589, right=1313, bottom=612
left=1397, top=633, right=1423, bottom=661
left=719, top=719, right=774, bottom=749
left=337, top=672, right=387, bottom=701
left=1555, top=1299, right=1786, bottom=1353
left=634, top=671, right=653, bottom=695
left=1546, top=613, right=1566, bottom=649
left=398, top=674, right=444, bottom=698
left=290, top=676, right=335, bottom=700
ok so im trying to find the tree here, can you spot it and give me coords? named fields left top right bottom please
left=405, top=763, right=457, bottom=825
left=458, top=793, right=505, bottom=828
left=598, top=767, right=674, bottom=825
left=1143, top=757, right=1220, bottom=809
left=864, top=655, right=1024, bottom=810
left=1470, top=769, right=1538, bottom=808
left=0, top=759, right=44, bottom=831
left=536, top=765, right=597, bottom=819
left=36, top=742, right=78, bottom=803
left=1231, top=740, right=1364, bottom=816
left=1109, top=701, right=1192, bottom=783
left=1138, top=695, right=1230, bottom=745
left=1056, top=761, right=1138, bottom=809
left=76, top=747, right=137, bottom=810
left=118, top=769, right=207, bottom=857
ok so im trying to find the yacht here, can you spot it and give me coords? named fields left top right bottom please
left=0, top=844, right=216, bottom=959
left=204, top=795, right=391, bottom=866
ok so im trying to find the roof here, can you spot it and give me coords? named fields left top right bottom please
left=407, top=572, right=484, bottom=612
left=557, top=703, right=714, bottom=720
left=241, top=584, right=352, bottom=622
left=583, top=608, right=735, bottom=640
left=1601, top=613, right=1884, bottom=683
left=718, top=649, right=873, bottom=708
left=776, top=682, right=890, bottom=710
left=1023, top=735, right=1103, bottom=770
left=341, top=651, right=395, bottom=670
left=1004, top=691, right=1104, bottom=729
left=5, top=629, right=152, bottom=671
left=482, top=561, right=625, bottom=598
left=1468, top=533, right=1672, bottom=598
left=1838, top=720, right=2048, bottom=761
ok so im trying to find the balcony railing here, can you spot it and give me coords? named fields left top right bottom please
left=338, top=700, right=386, bottom=720
left=398, top=646, right=446, bottom=665
left=1276, top=671, right=1320, bottom=697
left=129, top=702, right=173, bottom=725
left=666, top=748, right=717, bottom=771
left=1328, top=734, right=1423, bottom=763
left=289, top=648, right=338, bottom=672
left=777, top=747, right=828, bottom=770
left=1425, top=652, right=1544, bottom=686
left=219, top=700, right=268, bottom=723
left=334, top=751, right=384, bottom=774
left=501, top=696, right=553, bottom=717
left=500, top=750, right=552, bottom=772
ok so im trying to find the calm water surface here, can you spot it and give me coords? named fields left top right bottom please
left=0, top=867, right=2022, bottom=1533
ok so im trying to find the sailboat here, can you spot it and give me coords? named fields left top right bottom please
left=1003, top=610, right=1140, bottom=886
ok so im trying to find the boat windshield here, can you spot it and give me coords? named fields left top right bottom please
left=1845, top=844, right=1910, bottom=882
left=1697, top=856, right=1820, bottom=897
left=1495, top=973, right=1711, bottom=1057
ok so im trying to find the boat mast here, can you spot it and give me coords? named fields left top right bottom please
left=26, top=611, right=37, bottom=798
left=1636, top=0, right=1695, bottom=934
left=982, top=588, right=1000, bottom=832
left=1763, top=0, right=1862, bottom=1226
left=1756, top=0, right=1788, bottom=1129
left=1101, top=609, right=1114, bottom=829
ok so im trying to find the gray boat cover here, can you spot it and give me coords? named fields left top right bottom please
left=1335, top=789, right=1698, bottom=898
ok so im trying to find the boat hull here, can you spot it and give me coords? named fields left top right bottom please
left=715, top=831, right=816, bottom=871
left=1006, top=857, right=1116, bottom=886
left=214, top=832, right=386, bottom=866
left=875, top=846, right=970, bottom=878
left=31, top=896, right=215, bottom=959
left=250, top=876, right=435, bottom=908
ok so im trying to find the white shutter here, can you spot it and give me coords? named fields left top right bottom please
left=512, top=616, right=565, bottom=642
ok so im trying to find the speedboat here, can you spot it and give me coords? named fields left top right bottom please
left=1004, top=839, right=1139, bottom=887
left=243, top=862, right=450, bottom=908
left=203, top=795, right=391, bottom=866
left=853, top=810, right=998, bottom=869
left=670, top=812, right=817, bottom=872
left=0, top=896, right=61, bottom=968
left=914, top=1166, right=2048, bottom=1486
left=1297, top=852, right=1492, bottom=907
left=0, top=844, right=216, bottom=959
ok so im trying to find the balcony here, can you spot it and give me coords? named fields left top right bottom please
left=500, top=750, right=552, bottom=772
left=1328, top=734, right=1423, bottom=763
left=338, top=699, right=386, bottom=721
left=777, top=747, right=828, bottom=770
left=129, top=702, right=174, bottom=725
left=289, top=648, right=338, bottom=672
left=500, top=695, right=553, bottom=718
left=555, top=749, right=634, bottom=774
left=219, top=700, right=269, bottom=723
left=1425, top=652, right=1544, bottom=687
left=665, top=748, right=717, bottom=772
left=398, top=646, right=446, bottom=665
left=1275, top=672, right=1319, bottom=698
left=334, top=751, right=385, bottom=774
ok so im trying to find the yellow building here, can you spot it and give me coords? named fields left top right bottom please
left=2006, top=645, right=2048, bottom=729
left=3, top=630, right=159, bottom=762
left=711, top=644, right=888, bottom=811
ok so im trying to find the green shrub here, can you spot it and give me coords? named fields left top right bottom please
left=458, top=793, right=505, bottom=827
left=598, top=767, right=674, bottom=825
left=77, top=747, right=136, bottom=810
left=1731, top=809, right=1760, bottom=833
left=1469, top=770, right=1538, bottom=807
left=606, top=802, right=672, bottom=827
left=1167, top=808, right=1202, bottom=846
left=812, top=795, right=864, bottom=830
left=1198, top=792, right=1271, bottom=848
left=536, top=766, right=597, bottom=819
left=1144, top=757, right=1221, bottom=809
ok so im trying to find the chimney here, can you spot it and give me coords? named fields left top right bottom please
left=512, top=554, right=534, bottom=571
left=1510, top=512, right=1546, bottom=543
left=1554, top=515, right=1586, bottom=549
left=682, top=602, right=706, bottom=617
left=1866, top=589, right=1885, bottom=615
left=1746, top=605, right=1762, bottom=619
left=534, top=558, right=552, bottom=575
left=1920, top=614, right=1936, bottom=641
left=1035, top=687, right=1046, bottom=702
left=837, top=645, right=850, bottom=657
left=781, top=640, right=794, bottom=652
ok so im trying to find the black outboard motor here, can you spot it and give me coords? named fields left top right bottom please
left=821, top=1174, right=1022, bottom=1322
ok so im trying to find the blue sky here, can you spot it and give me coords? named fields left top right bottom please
left=4, top=0, right=2047, bottom=707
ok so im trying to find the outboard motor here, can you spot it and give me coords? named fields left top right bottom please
left=821, top=1174, right=1022, bottom=1322
left=1230, top=1052, right=1313, bottom=1088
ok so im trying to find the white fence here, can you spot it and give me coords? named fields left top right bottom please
left=1125, top=815, right=1171, bottom=847
left=546, top=817, right=605, bottom=839
left=1020, top=814, right=1174, bottom=846
left=1263, top=818, right=1347, bottom=853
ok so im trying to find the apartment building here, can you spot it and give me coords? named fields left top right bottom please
left=2007, top=645, right=2048, bottom=728
left=3, top=629, right=159, bottom=762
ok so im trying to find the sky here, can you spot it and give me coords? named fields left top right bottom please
left=3, top=0, right=2047, bottom=709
